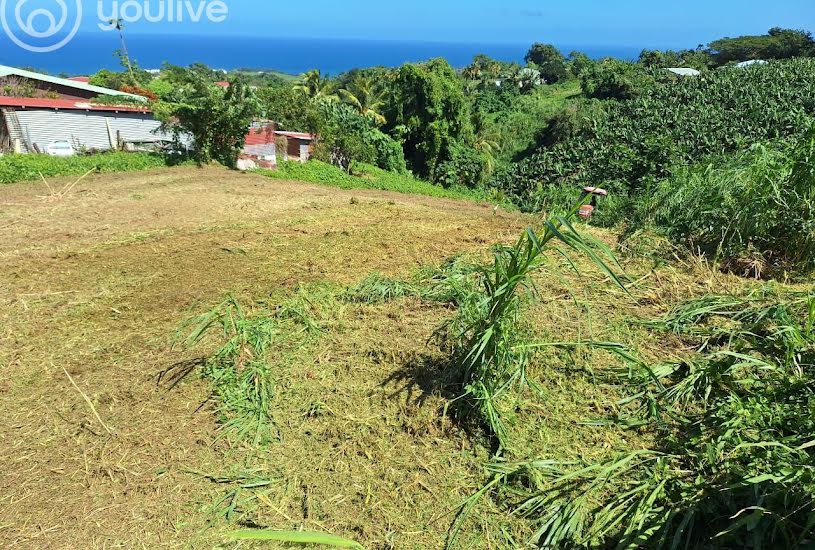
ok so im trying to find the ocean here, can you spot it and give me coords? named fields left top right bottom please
left=0, top=34, right=642, bottom=76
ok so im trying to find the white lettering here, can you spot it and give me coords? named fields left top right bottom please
left=143, top=0, right=166, bottom=23
left=119, top=0, right=144, bottom=23
left=184, top=1, right=207, bottom=23
left=96, top=0, right=229, bottom=27
left=97, top=0, right=118, bottom=31
left=206, top=1, right=228, bottom=23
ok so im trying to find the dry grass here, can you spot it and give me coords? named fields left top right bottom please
left=0, top=166, right=518, bottom=548
left=0, top=166, right=792, bottom=549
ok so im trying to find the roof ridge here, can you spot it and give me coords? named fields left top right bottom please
left=0, top=64, right=146, bottom=101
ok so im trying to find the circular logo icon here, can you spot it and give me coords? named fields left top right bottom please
left=1, top=0, right=83, bottom=53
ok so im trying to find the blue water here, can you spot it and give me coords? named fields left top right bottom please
left=0, top=34, right=641, bottom=76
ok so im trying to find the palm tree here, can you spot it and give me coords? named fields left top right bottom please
left=109, top=19, right=136, bottom=83
left=338, top=76, right=386, bottom=125
left=294, top=69, right=335, bottom=100
left=472, top=112, right=501, bottom=176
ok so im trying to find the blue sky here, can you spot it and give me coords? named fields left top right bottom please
left=7, top=0, right=815, bottom=48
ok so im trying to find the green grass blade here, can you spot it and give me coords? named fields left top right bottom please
left=230, top=529, right=366, bottom=549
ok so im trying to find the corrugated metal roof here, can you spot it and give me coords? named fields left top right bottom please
left=736, top=60, right=768, bottom=68
left=245, top=130, right=276, bottom=146
left=0, top=65, right=145, bottom=100
left=666, top=67, right=701, bottom=76
left=275, top=131, right=315, bottom=140
left=0, top=97, right=151, bottom=113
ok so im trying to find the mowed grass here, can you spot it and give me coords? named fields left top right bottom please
left=0, top=166, right=784, bottom=548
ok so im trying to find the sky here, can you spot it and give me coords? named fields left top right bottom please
left=3, top=0, right=814, bottom=48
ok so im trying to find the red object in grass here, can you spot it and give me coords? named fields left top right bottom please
left=583, top=186, right=609, bottom=197
left=578, top=205, right=595, bottom=219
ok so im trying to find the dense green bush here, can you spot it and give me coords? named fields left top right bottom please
left=435, top=143, right=488, bottom=188
left=493, top=58, right=815, bottom=211
left=312, top=101, right=407, bottom=173
left=0, top=152, right=172, bottom=185
left=477, top=82, right=582, bottom=164
left=633, top=128, right=815, bottom=275
left=580, top=59, right=661, bottom=100
left=384, top=58, right=473, bottom=180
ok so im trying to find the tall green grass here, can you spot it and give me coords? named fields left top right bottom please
left=634, top=125, right=815, bottom=276
left=437, top=192, right=625, bottom=452
left=466, top=287, right=815, bottom=548
left=0, top=151, right=176, bottom=185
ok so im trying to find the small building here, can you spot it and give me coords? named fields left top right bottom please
left=240, top=123, right=316, bottom=167
left=275, top=131, right=316, bottom=162
left=0, top=64, right=142, bottom=101
left=0, top=64, right=175, bottom=154
left=0, top=97, right=174, bottom=153
left=666, top=67, right=701, bottom=77
left=241, top=122, right=278, bottom=168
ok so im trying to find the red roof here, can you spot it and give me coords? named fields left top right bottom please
left=245, top=127, right=276, bottom=145
left=0, top=97, right=151, bottom=113
left=214, top=81, right=230, bottom=88
left=275, top=131, right=315, bottom=140
left=68, top=76, right=90, bottom=83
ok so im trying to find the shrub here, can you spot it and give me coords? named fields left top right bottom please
left=435, top=143, right=488, bottom=188
left=460, top=288, right=815, bottom=548
left=312, top=101, right=407, bottom=173
left=580, top=59, right=659, bottom=100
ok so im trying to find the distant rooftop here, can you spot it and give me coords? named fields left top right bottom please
left=0, top=65, right=144, bottom=100
left=736, top=60, right=769, bottom=68
left=666, top=67, right=701, bottom=77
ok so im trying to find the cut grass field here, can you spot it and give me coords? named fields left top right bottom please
left=0, top=166, right=794, bottom=548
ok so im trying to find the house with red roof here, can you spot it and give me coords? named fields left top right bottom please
left=241, top=121, right=316, bottom=166
left=0, top=65, right=175, bottom=154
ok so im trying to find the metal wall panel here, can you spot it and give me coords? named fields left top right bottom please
left=5, top=109, right=173, bottom=152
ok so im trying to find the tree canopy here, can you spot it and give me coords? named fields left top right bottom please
left=384, top=58, right=473, bottom=180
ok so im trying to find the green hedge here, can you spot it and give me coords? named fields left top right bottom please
left=0, top=152, right=171, bottom=185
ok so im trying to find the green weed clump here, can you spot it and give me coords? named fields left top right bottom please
left=0, top=151, right=174, bottom=185
left=437, top=192, right=624, bottom=452
left=179, top=290, right=328, bottom=445
left=636, top=126, right=815, bottom=276
left=230, top=529, right=365, bottom=549
left=472, top=287, right=815, bottom=548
